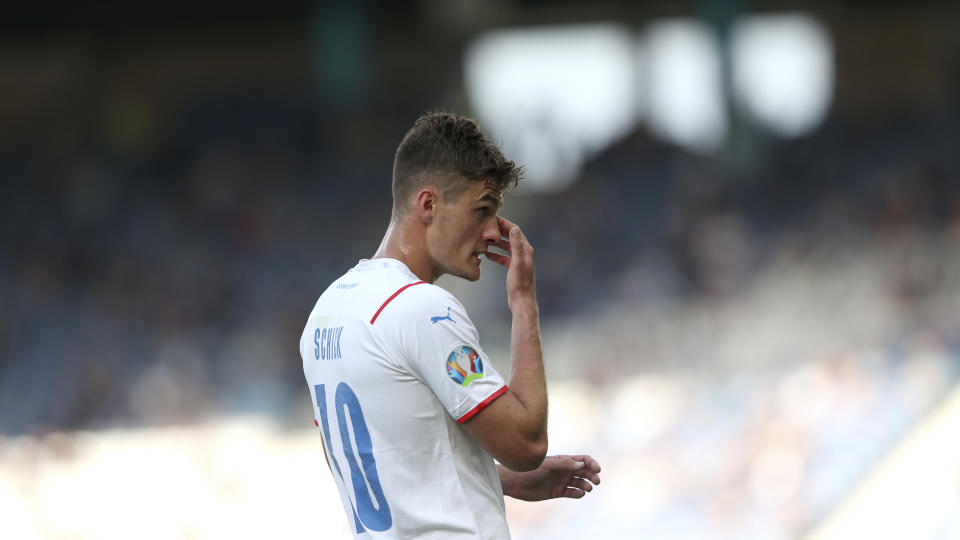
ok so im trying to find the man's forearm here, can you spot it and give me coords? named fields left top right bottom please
left=507, top=297, right=547, bottom=441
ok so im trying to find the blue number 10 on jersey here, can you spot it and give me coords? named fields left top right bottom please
left=315, top=382, right=393, bottom=533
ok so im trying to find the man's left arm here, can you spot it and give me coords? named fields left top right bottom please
left=498, top=454, right=602, bottom=501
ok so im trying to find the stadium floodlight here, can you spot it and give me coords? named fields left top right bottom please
left=465, top=13, right=833, bottom=182
left=644, top=19, right=727, bottom=153
left=732, top=13, right=833, bottom=137
left=464, top=24, right=636, bottom=192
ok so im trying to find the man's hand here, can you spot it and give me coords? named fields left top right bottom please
left=483, top=216, right=536, bottom=314
left=498, top=455, right=601, bottom=501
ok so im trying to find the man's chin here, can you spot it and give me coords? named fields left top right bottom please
left=449, top=265, right=481, bottom=282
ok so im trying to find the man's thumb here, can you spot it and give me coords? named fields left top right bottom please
left=568, top=459, right=585, bottom=470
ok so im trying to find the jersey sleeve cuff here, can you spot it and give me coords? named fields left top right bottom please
left=456, top=385, right=508, bottom=424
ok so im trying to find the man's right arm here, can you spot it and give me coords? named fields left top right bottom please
left=461, top=218, right=548, bottom=472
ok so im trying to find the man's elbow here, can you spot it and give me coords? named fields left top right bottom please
left=501, top=435, right=547, bottom=472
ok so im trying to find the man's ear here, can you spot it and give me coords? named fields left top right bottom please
left=415, top=187, right=439, bottom=225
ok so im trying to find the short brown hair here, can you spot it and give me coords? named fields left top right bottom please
left=391, top=112, right=522, bottom=218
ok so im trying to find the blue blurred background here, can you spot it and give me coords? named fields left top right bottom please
left=2, top=1, right=960, bottom=538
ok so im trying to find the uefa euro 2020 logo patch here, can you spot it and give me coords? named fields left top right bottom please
left=446, top=345, right=484, bottom=387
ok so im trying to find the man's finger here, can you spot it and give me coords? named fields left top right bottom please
left=575, top=473, right=601, bottom=486
left=564, top=455, right=600, bottom=484
left=545, top=455, right=584, bottom=471
left=571, top=455, right=602, bottom=473
left=508, top=225, right=525, bottom=254
left=562, top=487, right=585, bottom=499
left=497, top=216, right=520, bottom=237
left=569, top=478, right=593, bottom=492
left=542, top=455, right=573, bottom=470
left=490, top=238, right=511, bottom=253
left=483, top=251, right=510, bottom=268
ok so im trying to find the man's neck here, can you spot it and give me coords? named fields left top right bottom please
left=372, top=220, right=436, bottom=283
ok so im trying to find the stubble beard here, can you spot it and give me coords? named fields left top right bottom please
left=440, top=254, right=481, bottom=282
left=446, top=264, right=481, bottom=282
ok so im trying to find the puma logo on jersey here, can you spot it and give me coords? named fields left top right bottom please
left=431, top=307, right=456, bottom=324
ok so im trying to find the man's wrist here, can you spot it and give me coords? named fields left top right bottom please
left=508, top=294, right=538, bottom=316
left=497, top=464, right=515, bottom=498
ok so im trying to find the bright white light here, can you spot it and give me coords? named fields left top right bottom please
left=805, top=381, right=960, bottom=540
left=464, top=24, right=636, bottom=191
left=604, top=374, right=682, bottom=450
left=732, top=13, right=833, bottom=137
left=464, top=15, right=833, bottom=173
left=645, top=20, right=727, bottom=153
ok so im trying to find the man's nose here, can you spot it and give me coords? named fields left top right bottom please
left=482, top=220, right=500, bottom=244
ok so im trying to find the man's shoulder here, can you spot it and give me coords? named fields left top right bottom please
left=373, top=281, right=469, bottom=327
left=383, top=281, right=459, bottom=313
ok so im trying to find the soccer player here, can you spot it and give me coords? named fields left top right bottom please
left=300, top=112, right=601, bottom=538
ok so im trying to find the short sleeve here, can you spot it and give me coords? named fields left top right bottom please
left=403, top=296, right=508, bottom=423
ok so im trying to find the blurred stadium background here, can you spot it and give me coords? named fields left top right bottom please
left=2, top=1, right=960, bottom=538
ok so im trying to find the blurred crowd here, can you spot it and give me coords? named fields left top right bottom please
left=2, top=95, right=394, bottom=432
left=2, top=88, right=960, bottom=433
left=514, top=337, right=958, bottom=539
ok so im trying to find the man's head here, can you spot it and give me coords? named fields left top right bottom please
left=391, top=112, right=522, bottom=281
left=392, top=112, right=521, bottom=219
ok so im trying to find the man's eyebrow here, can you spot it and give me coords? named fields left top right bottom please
left=479, top=193, right=503, bottom=209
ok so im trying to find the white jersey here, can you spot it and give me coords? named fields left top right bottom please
left=299, top=258, right=511, bottom=539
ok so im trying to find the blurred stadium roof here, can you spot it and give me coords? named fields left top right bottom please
left=3, top=0, right=954, bottom=33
